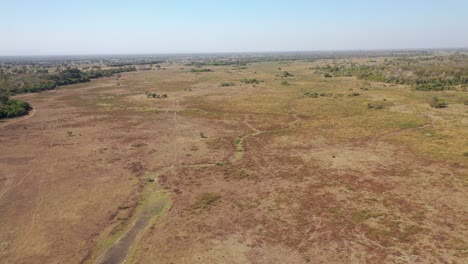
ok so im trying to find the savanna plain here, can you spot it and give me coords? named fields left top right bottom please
left=0, top=52, right=467, bottom=263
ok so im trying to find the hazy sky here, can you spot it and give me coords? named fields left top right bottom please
left=1, top=0, right=467, bottom=55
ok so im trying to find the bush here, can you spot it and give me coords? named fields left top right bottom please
left=0, top=96, right=32, bottom=119
left=324, top=73, right=332, bottom=78
left=220, top=82, right=235, bottom=87
left=366, top=102, right=384, bottom=110
left=282, top=71, right=293, bottom=77
left=416, top=83, right=445, bottom=91
left=281, top=81, right=290, bottom=86
left=241, top=78, right=260, bottom=84
left=429, top=96, right=447, bottom=108
left=190, top=68, right=212, bottom=73
left=304, top=92, right=318, bottom=98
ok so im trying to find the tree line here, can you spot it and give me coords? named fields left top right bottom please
left=0, top=66, right=137, bottom=95
left=315, top=55, right=468, bottom=91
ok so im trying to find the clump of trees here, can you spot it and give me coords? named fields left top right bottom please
left=1, top=66, right=137, bottom=95
left=145, top=91, right=167, bottom=98
left=106, top=60, right=163, bottom=67
left=304, top=92, right=334, bottom=98
left=0, top=94, right=32, bottom=119
left=415, top=83, right=445, bottom=91
left=241, top=78, right=260, bottom=84
left=190, top=68, right=212, bottom=73
left=315, top=55, right=468, bottom=91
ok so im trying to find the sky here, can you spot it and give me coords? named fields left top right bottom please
left=1, top=0, right=467, bottom=55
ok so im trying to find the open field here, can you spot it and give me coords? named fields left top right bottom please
left=0, top=58, right=467, bottom=263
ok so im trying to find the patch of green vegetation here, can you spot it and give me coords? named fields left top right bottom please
left=416, top=82, right=446, bottom=91
left=304, top=92, right=318, bottom=98
left=352, top=210, right=383, bottom=223
left=220, top=81, right=235, bottom=87
left=282, top=71, right=294, bottom=77
left=397, top=120, right=425, bottom=128
left=315, top=55, right=468, bottom=91
left=241, top=78, right=260, bottom=84
left=281, top=81, right=290, bottom=86
left=190, top=68, right=212, bottom=73
left=304, top=92, right=334, bottom=98
left=1, top=67, right=137, bottom=95
left=365, top=102, right=384, bottom=110
left=429, top=96, right=448, bottom=108
left=0, top=95, right=31, bottom=119
left=366, top=74, right=386, bottom=82
left=233, top=137, right=245, bottom=161
left=145, top=91, right=167, bottom=98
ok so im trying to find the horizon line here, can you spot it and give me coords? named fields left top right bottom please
left=1, top=47, right=468, bottom=57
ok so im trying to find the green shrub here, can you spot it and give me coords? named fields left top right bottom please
left=241, top=78, right=260, bottom=84
left=429, top=96, right=447, bottom=108
left=416, top=83, right=445, bottom=91
left=366, top=74, right=386, bottom=82
left=0, top=97, right=32, bottom=119
left=282, top=71, right=294, bottom=77
left=220, top=82, right=235, bottom=87
left=281, top=81, right=290, bottom=86
left=190, top=68, right=212, bottom=73
left=366, top=102, right=384, bottom=110
left=305, top=92, right=318, bottom=98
